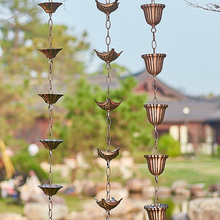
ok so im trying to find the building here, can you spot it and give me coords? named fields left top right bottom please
left=127, top=70, right=220, bottom=155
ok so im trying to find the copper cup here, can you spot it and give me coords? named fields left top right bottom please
left=141, top=4, right=165, bottom=27
left=144, top=155, right=169, bottom=176
left=144, top=104, right=168, bottom=126
left=144, top=203, right=169, bottom=220
left=142, top=54, right=166, bottom=76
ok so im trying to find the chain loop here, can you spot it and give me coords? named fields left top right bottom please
left=106, top=15, right=111, bottom=52
left=49, top=196, right=53, bottom=220
left=151, top=26, right=157, bottom=54
left=106, top=112, right=112, bottom=150
left=48, top=14, right=53, bottom=49
left=106, top=161, right=111, bottom=201
left=154, top=176, right=159, bottom=204
left=152, top=76, right=158, bottom=104
left=106, top=211, right=110, bottom=220
left=153, top=126, right=159, bottom=155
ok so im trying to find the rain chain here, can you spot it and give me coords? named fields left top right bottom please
left=94, top=0, right=123, bottom=219
left=141, top=1, right=169, bottom=220
left=37, top=1, right=63, bottom=220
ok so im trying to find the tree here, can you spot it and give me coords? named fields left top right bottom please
left=53, top=76, right=153, bottom=157
left=185, top=0, right=220, bottom=12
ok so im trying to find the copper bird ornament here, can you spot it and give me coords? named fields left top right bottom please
left=94, top=49, right=123, bottom=63
left=96, top=0, right=119, bottom=15
left=94, top=99, right=123, bottom=112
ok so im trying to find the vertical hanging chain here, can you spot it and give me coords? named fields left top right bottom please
left=106, top=15, right=111, bottom=52
left=48, top=149, right=54, bottom=219
left=151, top=0, right=155, bottom=4
left=105, top=3, right=112, bottom=214
left=151, top=26, right=157, bottom=54
left=106, top=161, right=111, bottom=200
left=154, top=176, right=159, bottom=204
left=106, top=111, right=112, bottom=150
left=48, top=13, right=53, bottom=49
left=152, top=75, right=158, bottom=104
left=48, top=8, right=54, bottom=220
left=153, top=125, right=159, bottom=155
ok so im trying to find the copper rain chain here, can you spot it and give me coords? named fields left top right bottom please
left=34, top=0, right=171, bottom=219
left=141, top=0, right=169, bottom=219
left=37, top=1, right=63, bottom=220
left=94, top=0, right=123, bottom=219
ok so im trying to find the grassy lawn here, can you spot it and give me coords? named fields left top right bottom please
left=138, top=155, right=220, bottom=187
left=0, top=198, right=24, bottom=215
left=0, top=155, right=220, bottom=215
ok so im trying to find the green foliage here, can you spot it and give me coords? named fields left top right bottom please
left=12, top=148, right=47, bottom=181
left=158, top=134, right=181, bottom=157
left=53, top=76, right=153, bottom=155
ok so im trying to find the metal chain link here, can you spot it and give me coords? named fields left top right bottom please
left=106, top=64, right=112, bottom=99
left=47, top=8, right=54, bottom=220
left=48, top=59, right=54, bottom=94
left=153, top=126, right=159, bottom=155
left=151, top=26, right=157, bottom=54
left=106, top=112, right=112, bottom=150
left=106, top=161, right=111, bottom=201
left=48, top=105, right=54, bottom=139
left=106, top=15, right=111, bottom=52
left=154, top=176, right=159, bottom=204
left=152, top=76, right=158, bottom=104
left=49, top=196, right=53, bottom=220
left=48, top=14, right=53, bottom=49
left=106, top=211, right=110, bottom=220
left=151, top=0, right=155, bottom=4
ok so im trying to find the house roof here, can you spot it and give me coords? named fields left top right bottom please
left=163, top=98, right=220, bottom=123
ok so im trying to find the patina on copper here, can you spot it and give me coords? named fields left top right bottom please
left=96, top=0, right=119, bottom=15
left=94, top=49, right=123, bottom=63
left=144, top=203, right=169, bottom=220
left=95, top=198, right=122, bottom=211
left=144, top=104, right=168, bottom=126
left=39, top=139, right=63, bottom=151
left=38, top=184, right=63, bottom=196
left=97, top=148, right=120, bottom=162
left=38, top=2, right=62, bottom=13
left=94, top=99, right=123, bottom=112
left=144, top=155, right=169, bottom=176
left=39, top=94, right=63, bottom=105
left=142, top=53, right=166, bottom=76
left=141, top=4, right=165, bottom=27
left=39, top=48, right=63, bottom=59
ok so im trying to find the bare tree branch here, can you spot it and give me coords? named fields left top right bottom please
left=185, top=0, right=220, bottom=12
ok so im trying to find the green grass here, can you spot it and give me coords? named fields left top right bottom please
left=0, top=198, right=24, bottom=215
left=139, top=155, right=220, bottom=187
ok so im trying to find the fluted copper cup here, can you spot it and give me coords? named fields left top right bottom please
left=144, top=155, right=168, bottom=176
left=141, top=4, right=165, bottom=26
left=142, top=54, right=166, bottom=76
left=144, top=104, right=168, bottom=126
left=144, top=203, right=169, bottom=220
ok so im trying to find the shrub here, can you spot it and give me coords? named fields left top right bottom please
left=158, top=134, right=180, bottom=157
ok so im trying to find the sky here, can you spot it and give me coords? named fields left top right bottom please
left=40, top=0, right=220, bottom=97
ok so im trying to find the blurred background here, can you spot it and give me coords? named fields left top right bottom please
left=0, top=0, right=219, bottom=220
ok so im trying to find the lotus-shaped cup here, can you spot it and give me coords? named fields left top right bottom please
left=38, top=2, right=62, bottom=13
left=141, top=4, right=165, bottom=26
left=144, top=155, right=169, bottom=176
left=144, top=104, right=168, bottom=126
left=38, top=184, right=63, bottom=196
left=38, top=94, right=63, bottom=105
left=144, top=203, right=169, bottom=220
left=39, top=139, right=63, bottom=150
left=142, top=54, right=166, bottom=76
